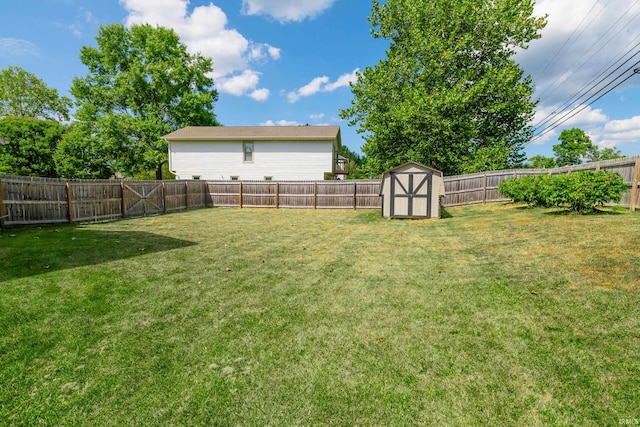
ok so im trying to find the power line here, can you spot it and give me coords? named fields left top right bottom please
left=533, top=0, right=640, bottom=110
left=527, top=64, right=640, bottom=145
left=527, top=0, right=640, bottom=145
left=531, top=42, right=640, bottom=133
left=532, top=0, right=604, bottom=93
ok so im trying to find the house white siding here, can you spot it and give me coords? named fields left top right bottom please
left=169, top=140, right=335, bottom=180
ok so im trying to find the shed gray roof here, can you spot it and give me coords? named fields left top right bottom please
left=163, top=126, right=341, bottom=144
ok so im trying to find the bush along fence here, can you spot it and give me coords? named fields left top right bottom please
left=444, top=156, right=640, bottom=211
left=1, top=156, right=638, bottom=226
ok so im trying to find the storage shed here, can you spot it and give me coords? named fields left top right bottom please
left=379, top=162, right=445, bottom=218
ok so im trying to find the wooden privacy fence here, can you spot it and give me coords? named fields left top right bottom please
left=443, top=156, right=640, bottom=210
left=0, top=177, right=380, bottom=226
left=206, top=181, right=380, bottom=209
left=0, top=177, right=208, bottom=226
left=1, top=156, right=638, bottom=226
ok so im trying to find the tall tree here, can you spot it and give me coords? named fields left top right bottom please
left=553, top=128, right=625, bottom=166
left=553, top=128, right=594, bottom=166
left=590, top=146, right=623, bottom=162
left=0, top=66, right=72, bottom=121
left=0, top=118, right=65, bottom=177
left=71, top=24, right=220, bottom=180
left=340, top=0, right=546, bottom=176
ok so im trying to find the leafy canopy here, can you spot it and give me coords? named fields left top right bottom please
left=0, top=117, right=65, bottom=177
left=340, top=0, right=546, bottom=176
left=53, top=122, right=115, bottom=179
left=553, top=127, right=624, bottom=166
left=553, top=128, right=593, bottom=166
left=0, top=66, right=72, bottom=121
left=71, top=24, right=220, bottom=180
left=528, top=154, right=556, bottom=169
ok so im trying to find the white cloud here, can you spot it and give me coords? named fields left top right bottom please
left=601, top=116, right=640, bottom=147
left=0, top=38, right=38, bottom=57
left=248, top=43, right=281, bottom=62
left=287, top=69, right=360, bottom=103
left=241, top=0, right=336, bottom=22
left=537, top=105, right=608, bottom=128
left=119, top=0, right=279, bottom=98
left=324, top=69, right=359, bottom=91
left=261, top=119, right=301, bottom=126
left=309, top=113, right=325, bottom=119
left=299, top=76, right=330, bottom=97
left=249, top=88, right=270, bottom=101
left=518, top=0, right=640, bottom=106
left=268, top=46, right=281, bottom=60
left=217, top=70, right=261, bottom=96
left=516, top=0, right=640, bottom=152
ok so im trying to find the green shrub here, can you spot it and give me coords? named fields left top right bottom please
left=498, top=175, right=551, bottom=207
left=546, top=170, right=627, bottom=213
left=498, top=170, right=627, bottom=214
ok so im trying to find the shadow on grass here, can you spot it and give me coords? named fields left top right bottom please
left=440, top=208, right=454, bottom=219
left=0, top=227, right=196, bottom=282
left=542, top=207, right=626, bottom=216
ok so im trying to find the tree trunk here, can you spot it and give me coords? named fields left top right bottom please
left=156, top=163, right=163, bottom=180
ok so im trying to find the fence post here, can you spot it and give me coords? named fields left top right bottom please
left=631, top=158, right=640, bottom=212
left=314, top=182, right=317, bottom=209
left=185, top=181, right=190, bottom=209
left=239, top=182, right=243, bottom=208
left=276, top=182, right=279, bottom=209
left=162, top=182, right=168, bottom=214
left=120, top=181, right=127, bottom=218
left=0, top=178, right=5, bottom=227
left=66, top=181, right=74, bottom=223
left=353, top=182, right=357, bottom=209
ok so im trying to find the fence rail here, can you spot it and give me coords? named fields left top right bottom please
left=442, top=156, right=640, bottom=210
left=0, top=177, right=381, bottom=226
left=1, top=156, right=638, bottom=226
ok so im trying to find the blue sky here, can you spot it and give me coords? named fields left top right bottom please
left=1, top=0, right=639, bottom=159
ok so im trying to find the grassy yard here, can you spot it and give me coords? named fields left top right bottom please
left=1, top=203, right=639, bottom=426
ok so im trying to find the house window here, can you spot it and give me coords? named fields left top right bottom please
left=192, top=175, right=201, bottom=180
left=243, top=142, right=253, bottom=162
left=230, top=176, right=239, bottom=181
left=264, top=176, right=273, bottom=181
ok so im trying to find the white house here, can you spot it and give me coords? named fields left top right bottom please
left=164, top=126, right=348, bottom=180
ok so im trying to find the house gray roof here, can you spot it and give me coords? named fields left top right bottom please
left=163, top=126, right=341, bottom=146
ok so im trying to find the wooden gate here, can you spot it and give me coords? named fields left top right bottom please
left=389, top=171, right=433, bottom=218
left=122, top=182, right=164, bottom=217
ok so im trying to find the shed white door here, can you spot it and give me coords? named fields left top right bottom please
left=389, top=171, right=433, bottom=217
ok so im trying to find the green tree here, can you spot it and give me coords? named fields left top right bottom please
left=54, top=123, right=114, bottom=179
left=71, top=24, right=220, bottom=180
left=0, top=66, right=71, bottom=121
left=528, top=154, right=555, bottom=169
left=0, top=117, right=65, bottom=177
left=553, top=128, right=594, bottom=166
left=340, top=0, right=546, bottom=176
left=588, top=146, right=624, bottom=162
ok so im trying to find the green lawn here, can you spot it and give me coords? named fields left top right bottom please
left=1, top=204, right=639, bottom=426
